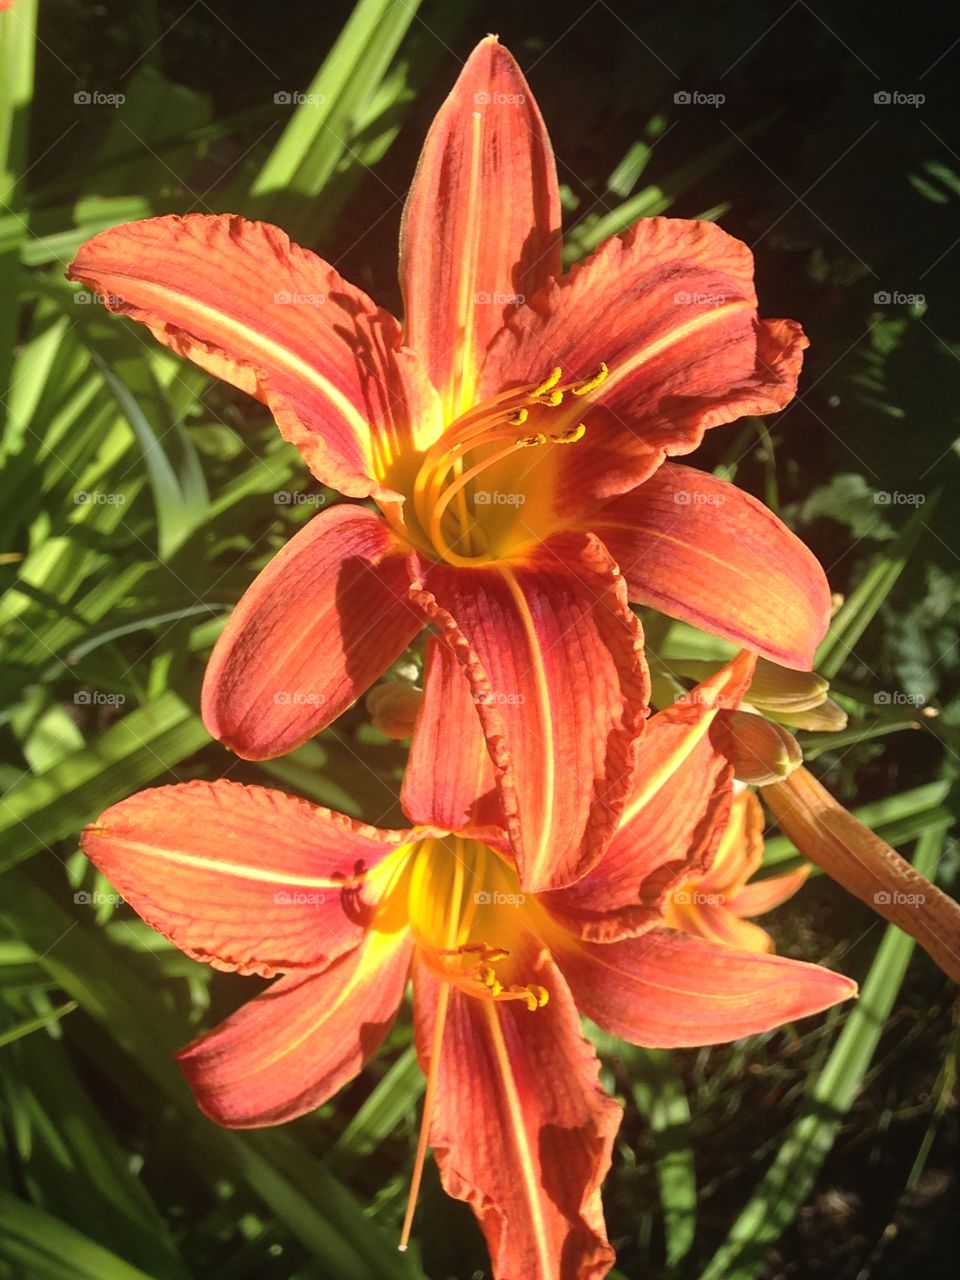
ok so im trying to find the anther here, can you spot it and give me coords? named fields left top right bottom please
left=531, top=366, right=563, bottom=398
left=550, top=423, right=586, bottom=445
left=571, top=362, right=609, bottom=396
left=510, top=408, right=529, bottom=426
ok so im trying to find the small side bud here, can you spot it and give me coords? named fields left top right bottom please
left=366, top=682, right=422, bottom=740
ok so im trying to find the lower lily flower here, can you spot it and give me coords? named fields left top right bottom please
left=80, top=656, right=855, bottom=1280
left=665, top=787, right=810, bottom=952
left=68, top=36, right=831, bottom=896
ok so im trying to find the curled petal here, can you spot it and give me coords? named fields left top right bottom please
left=413, top=943, right=620, bottom=1280
left=202, top=505, right=422, bottom=760
left=553, top=928, right=857, bottom=1048
left=69, top=214, right=441, bottom=496
left=765, top=766, right=960, bottom=982
left=727, top=866, right=812, bottom=918
left=400, top=36, right=561, bottom=419
left=178, top=927, right=413, bottom=1127
left=592, top=464, right=831, bottom=669
left=541, top=653, right=757, bottom=941
left=481, top=217, right=807, bottom=504
left=410, top=532, right=650, bottom=893
left=81, top=780, right=411, bottom=976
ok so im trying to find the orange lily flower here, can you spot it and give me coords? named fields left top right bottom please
left=68, top=37, right=829, bottom=893
left=665, top=787, right=810, bottom=952
left=80, top=656, right=854, bottom=1280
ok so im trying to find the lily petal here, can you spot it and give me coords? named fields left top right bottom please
left=400, top=36, right=561, bottom=420
left=68, top=214, right=441, bottom=497
left=553, top=928, right=857, bottom=1048
left=413, top=944, right=620, bottom=1280
left=666, top=901, right=776, bottom=954
left=178, top=927, right=413, bottom=1127
left=592, top=463, right=831, bottom=669
left=81, top=780, right=411, bottom=976
left=202, top=504, right=422, bottom=760
left=481, top=217, right=807, bottom=505
left=541, top=652, right=756, bottom=941
left=410, top=531, right=649, bottom=893
left=727, top=866, right=812, bottom=917
left=401, top=635, right=506, bottom=843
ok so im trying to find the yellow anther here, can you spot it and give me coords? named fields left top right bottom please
left=550, top=422, right=586, bottom=445
left=509, top=407, right=529, bottom=426
left=533, top=388, right=564, bottom=408
left=531, top=366, right=563, bottom=398
left=571, top=361, right=609, bottom=396
left=518, top=432, right=548, bottom=447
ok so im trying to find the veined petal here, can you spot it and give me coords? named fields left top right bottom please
left=553, top=928, right=856, bottom=1048
left=727, top=866, right=812, bottom=917
left=400, top=36, right=561, bottom=420
left=81, top=780, right=412, bottom=976
left=765, top=766, right=960, bottom=982
left=592, top=464, right=831, bottom=669
left=413, top=944, right=620, bottom=1280
left=480, top=217, right=807, bottom=505
left=410, top=531, right=650, bottom=894
left=178, top=926, right=413, bottom=1127
left=202, top=504, right=423, bottom=760
left=68, top=214, right=441, bottom=497
left=401, top=635, right=507, bottom=843
left=696, top=787, right=765, bottom=896
left=540, top=652, right=756, bottom=941
left=666, top=901, right=776, bottom=954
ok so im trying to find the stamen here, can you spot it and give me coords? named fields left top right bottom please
left=571, top=362, right=609, bottom=396
left=531, top=366, right=563, bottom=398
left=550, top=422, right=586, bottom=444
left=510, top=408, right=529, bottom=426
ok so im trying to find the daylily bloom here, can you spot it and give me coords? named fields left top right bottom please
left=68, top=36, right=830, bottom=893
left=81, top=655, right=855, bottom=1280
left=666, top=787, right=810, bottom=952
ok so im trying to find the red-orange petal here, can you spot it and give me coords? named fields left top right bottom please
left=727, top=866, right=812, bottom=917
left=409, top=531, right=650, bottom=893
left=480, top=217, right=806, bottom=506
left=81, top=780, right=411, bottom=976
left=178, top=927, right=413, bottom=1127
left=413, top=944, right=620, bottom=1280
left=400, top=36, right=561, bottom=419
left=554, top=929, right=856, bottom=1048
left=401, top=635, right=507, bottom=844
left=68, top=214, right=441, bottom=498
left=202, top=504, right=422, bottom=760
left=592, top=463, right=831, bottom=669
left=540, top=652, right=758, bottom=941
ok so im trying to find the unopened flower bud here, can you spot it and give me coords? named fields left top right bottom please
left=727, top=710, right=802, bottom=785
left=366, top=682, right=422, bottom=739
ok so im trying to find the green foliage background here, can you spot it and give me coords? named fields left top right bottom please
left=0, top=1, right=957, bottom=1277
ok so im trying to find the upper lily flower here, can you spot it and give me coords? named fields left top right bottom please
left=68, top=36, right=829, bottom=892
left=80, top=654, right=854, bottom=1280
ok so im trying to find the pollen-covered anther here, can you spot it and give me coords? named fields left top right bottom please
left=550, top=422, right=586, bottom=445
left=571, top=361, right=609, bottom=396
left=530, top=366, right=563, bottom=398
left=509, top=407, right=529, bottom=426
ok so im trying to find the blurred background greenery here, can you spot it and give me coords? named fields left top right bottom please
left=0, top=1, right=958, bottom=1277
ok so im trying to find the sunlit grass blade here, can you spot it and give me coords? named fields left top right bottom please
left=0, top=999, right=76, bottom=1047
left=630, top=1047, right=697, bottom=1269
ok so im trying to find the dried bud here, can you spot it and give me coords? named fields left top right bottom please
left=366, top=682, right=422, bottom=740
